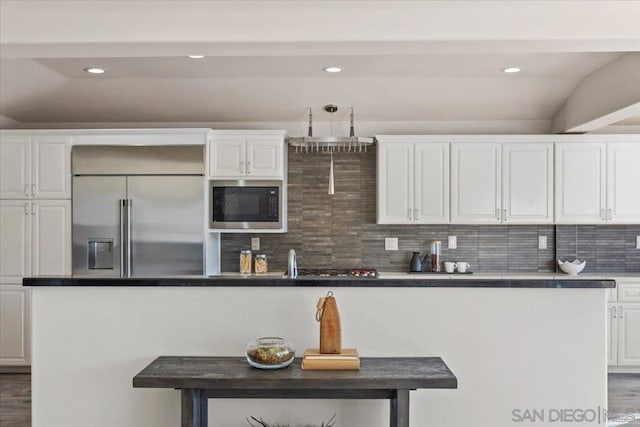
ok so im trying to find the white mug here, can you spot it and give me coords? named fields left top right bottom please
left=457, top=262, right=471, bottom=273
left=444, top=262, right=457, bottom=273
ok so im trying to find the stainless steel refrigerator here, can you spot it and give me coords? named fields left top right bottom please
left=72, top=145, right=205, bottom=277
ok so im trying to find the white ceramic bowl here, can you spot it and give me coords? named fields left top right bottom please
left=558, top=259, right=586, bottom=275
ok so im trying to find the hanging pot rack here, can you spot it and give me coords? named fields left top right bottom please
left=288, top=105, right=374, bottom=153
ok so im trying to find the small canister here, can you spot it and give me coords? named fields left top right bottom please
left=240, top=250, right=252, bottom=274
left=430, top=240, right=442, bottom=272
left=254, top=254, right=268, bottom=274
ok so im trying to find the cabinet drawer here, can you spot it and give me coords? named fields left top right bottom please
left=608, top=288, right=617, bottom=303
left=618, top=283, right=640, bottom=302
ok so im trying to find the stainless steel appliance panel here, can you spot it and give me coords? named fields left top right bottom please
left=72, top=176, right=126, bottom=276
left=127, top=176, right=204, bottom=276
left=209, top=179, right=283, bottom=230
left=72, top=145, right=204, bottom=175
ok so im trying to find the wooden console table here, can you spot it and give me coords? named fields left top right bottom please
left=133, top=356, right=457, bottom=427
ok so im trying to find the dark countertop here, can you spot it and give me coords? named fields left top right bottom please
left=23, top=273, right=616, bottom=288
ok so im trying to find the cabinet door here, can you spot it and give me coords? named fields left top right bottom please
left=246, top=139, right=283, bottom=178
left=414, top=142, right=449, bottom=224
left=502, top=143, right=553, bottom=224
left=607, top=142, right=640, bottom=224
left=31, top=200, right=71, bottom=276
left=607, top=304, right=618, bottom=366
left=0, top=200, right=30, bottom=280
left=618, top=304, right=640, bottom=366
left=377, top=142, right=414, bottom=224
left=555, top=142, right=606, bottom=224
left=0, top=285, right=30, bottom=365
left=32, top=136, right=71, bottom=199
left=0, top=136, right=31, bottom=199
left=451, top=142, right=501, bottom=224
left=209, top=138, right=245, bottom=177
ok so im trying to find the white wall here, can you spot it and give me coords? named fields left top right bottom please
left=31, top=286, right=607, bottom=427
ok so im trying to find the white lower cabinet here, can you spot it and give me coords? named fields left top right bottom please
left=0, top=200, right=31, bottom=280
left=607, top=304, right=618, bottom=366
left=608, top=281, right=640, bottom=368
left=0, top=284, right=30, bottom=366
left=0, top=199, right=70, bottom=366
left=617, top=304, right=640, bottom=366
left=31, top=200, right=72, bottom=275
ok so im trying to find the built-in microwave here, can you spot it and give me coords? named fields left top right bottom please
left=210, top=180, right=284, bottom=230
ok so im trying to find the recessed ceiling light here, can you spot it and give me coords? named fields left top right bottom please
left=187, top=55, right=205, bottom=59
left=323, top=66, right=343, bottom=73
left=502, top=67, right=521, bottom=74
left=84, top=67, right=105, bottom=74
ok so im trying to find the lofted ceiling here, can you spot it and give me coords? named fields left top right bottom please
left=1, top=1, right=639, bottom=131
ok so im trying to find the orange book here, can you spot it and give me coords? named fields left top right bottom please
left=303, top=348, right=359, bottom=360
left=301, top=357, right=360, bottom=370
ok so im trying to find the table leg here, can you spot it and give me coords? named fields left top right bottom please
left=181, top=389, right=207, bottom=427
left=390, top=389, right=410, bottom=427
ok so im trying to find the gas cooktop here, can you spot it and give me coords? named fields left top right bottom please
left=296, top=268, right=378, bottom=278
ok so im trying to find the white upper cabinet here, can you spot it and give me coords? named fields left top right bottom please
left=502, top=143, right=553, bottom=224
left=414, top=142, right=449, bottom=224
left=376, top=138, right=449, bottom=224
left=556, top=141, right=639, bottom=224
left=377, top=142, right=414, bottom=224
left=209, top=137, right=245, bottom=177
left=451, top=142, right=502, bottom=224
left=246, top=138, right=283, bottom=178
left=555, top=142, right=607, bottom=224
left=0, top=135, right=71, bottom=199
left=0, top=137, right=31, bottom=199
left=32, top=136, right=72, bottom=199
left=607, top=142, right=640, bottom=223
left=0, top=200, right=31, bottom=280
left=208, top=131, right=286, bottom=179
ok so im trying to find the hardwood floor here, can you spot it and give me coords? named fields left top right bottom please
left=0, top=373, right=637, bottom=426
left=609, top=374, right=640, bottom=426
left=0, top=374, right=30, bottom=427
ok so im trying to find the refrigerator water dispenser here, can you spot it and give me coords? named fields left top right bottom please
left=88, top=239, right=114, bottom=270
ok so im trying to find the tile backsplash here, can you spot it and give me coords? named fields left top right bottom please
left=556, top=225, right=640, bottom=273
left=220, top=147, right=640, bottom=273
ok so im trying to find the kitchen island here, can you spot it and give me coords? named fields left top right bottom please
left=25, top=275, right=613, bottom=427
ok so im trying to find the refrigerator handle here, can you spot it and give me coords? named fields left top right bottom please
left=126, top=199, right=132, bottom=277
left=120, top=200, right=127, bottom=278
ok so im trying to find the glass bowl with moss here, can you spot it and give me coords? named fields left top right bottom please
left=246, top=337, right=295, bottom=369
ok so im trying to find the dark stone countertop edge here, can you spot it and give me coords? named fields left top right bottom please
left=23, top=277, right=616, bottom=288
